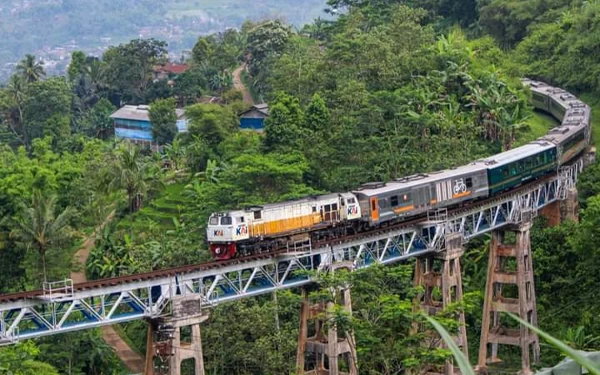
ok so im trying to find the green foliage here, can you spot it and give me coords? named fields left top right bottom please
left=23, top=77, right=73, bottom=143
left=149, top=98, right=178, bottom=145
left=264, top=92, right=305, bottom=152
left=67, top=51, right=87, bottom=82
left=0, top=341, right=59, bottom=375
left=105, top=142, right=163, bottom=213
left=81, top=98, right=116, bottom=139
left=515, top=1, right=600, bottom=94
left=9, top=190, right=75, bottom=283
left=184, top=103, right=237, bottom=150
left=16, top=54, right=46, bottom=83
left=103, top=38, right=167, bottom=103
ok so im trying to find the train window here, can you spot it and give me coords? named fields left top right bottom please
left=371, top=199, right=377, bottom=211
left=209, top=217, right=218, bottom=225
left=254, top=211, right=262, bottom=220
left=238, top=217, right=245, bottom=223
left=221, top=217, right=232, bottom=225
left=503, top=168, right=509, bottom=177
left=511, top=166, right=517, bottom=176
left=324, top=204, right=331, bottom=212
left=390, top=195, right=399, bottom=206
left=312, top=206, right=317, bottom=212
left=332, top=203, right=338, bottom=211
left=348, top=198, right=356, bottom=204
left=466, top=178, right=473, bottom=188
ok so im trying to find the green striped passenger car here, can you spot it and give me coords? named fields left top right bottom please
left=480, top=141, right=558, bottom=195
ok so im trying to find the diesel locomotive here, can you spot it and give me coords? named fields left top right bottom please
left=207, top=80, right=592, bottom=260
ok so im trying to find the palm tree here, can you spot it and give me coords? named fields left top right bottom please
left=16, top=54, right=46, bottom=83
left=107, top=143, right=162, bottom=213
left=5, top=75, right=29, bottom=148
left=164, top=138, right=186, bottom=171
left=10, top=190, right=74, bottom=282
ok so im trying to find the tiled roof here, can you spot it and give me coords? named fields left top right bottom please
left=153, top=62, right=189, bottom=74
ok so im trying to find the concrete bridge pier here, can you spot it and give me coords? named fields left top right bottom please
left=144, top=296, right=208, bottom=375
left=478, top=216, right=540, bottom=375
left=296, top=263, right=358, bottom=375
left=539, top=186, right=579, bottom=226
left=413, top=233, right=469, bottom=375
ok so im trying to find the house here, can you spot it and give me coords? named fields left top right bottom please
left=152, top=62, right=189, bottom=81
left=110, top=105, right=188, bottom=145
left=239, top=104, right=269, bottom=131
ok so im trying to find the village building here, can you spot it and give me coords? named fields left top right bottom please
left=110, top=105, right=188, bottom=145
left=239, top=103, right=269, bottom=131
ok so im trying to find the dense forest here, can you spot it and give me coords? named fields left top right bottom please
left=1, top=0, right=600, bottom=374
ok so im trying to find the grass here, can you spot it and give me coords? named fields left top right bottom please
left=117, top=182, right=191, bottom=232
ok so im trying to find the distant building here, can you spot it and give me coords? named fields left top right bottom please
left=110, top=105, right=188, bottom=145
left=239, top=104, right=269, bottom=131
left=152, top=62, right=189, bottom=81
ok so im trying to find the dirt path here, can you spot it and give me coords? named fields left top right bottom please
left=70, top=210, right=145, bottom=374
left=233, top=63, right=254, bottom=105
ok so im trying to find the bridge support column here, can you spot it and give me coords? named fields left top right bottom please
left=296, top=264, right=358, bottom=375
left=414, top=233, right=468, bottom=375
left=561, top=187, right=579, bottom=223
left=478, top=220, right=540, bottom=375
left=539, top=187, right=579, bottom=226
left=144, top=296, right=209, bottom=375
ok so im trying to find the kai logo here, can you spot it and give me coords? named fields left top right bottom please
left=236, top=225, right=248, bottom=236
left=347, top=206, right=358, bottom=215
left=213, top=229, right=224, bottom=236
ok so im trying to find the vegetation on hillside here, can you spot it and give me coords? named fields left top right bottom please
left=1, top=0, right=600, bottom=374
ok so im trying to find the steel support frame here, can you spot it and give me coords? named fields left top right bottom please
left=0, top=161, right=582, bottom=345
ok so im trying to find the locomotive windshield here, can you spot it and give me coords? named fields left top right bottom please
left=209, top=217, right=218, bottom=225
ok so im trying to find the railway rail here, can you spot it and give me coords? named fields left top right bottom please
left=0, top=79, right=594, bottom=345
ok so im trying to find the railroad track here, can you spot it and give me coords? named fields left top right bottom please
left=0, top=172, right=560, bottom=304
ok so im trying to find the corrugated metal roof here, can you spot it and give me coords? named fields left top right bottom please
left=478, top=142, right=555, bottom=166
left=110, top=105, right=186, bottom=121
left=352, top=163, right=488, bottom=197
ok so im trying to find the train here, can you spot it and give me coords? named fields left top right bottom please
left=207, top=79, right=592, bottom=260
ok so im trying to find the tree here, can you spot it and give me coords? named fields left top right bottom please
left=83, top=98, right=116, bottom=139
left=304, top=93, right=330, bottom=132
left=10, top=190, right=74, bottom=282
left=1, top=75, right=29, bottom=148
left=185, top=103, right=237, bottom=150
left=23, top=77, right=73, bottom=143
left=247, top=20, right=292, bottom=86
left=16, top=54, right=46, bottom=83
left=103, top=38, right=167, bottom=103
left=192, top=37, right=214, bottom=65
left=67, top=51, right=86, bottom=82
left=106, top=143, right=159, bottom=213
left=0, top=341, right=59, bottom=375
left=264, top=92, right=305, bottom=152
left=149, top=98, right=178, bottom=145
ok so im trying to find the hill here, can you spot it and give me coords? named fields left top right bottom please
left=0, top=0, right=328, bottom=80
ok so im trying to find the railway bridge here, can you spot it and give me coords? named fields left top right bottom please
left=0, top=82, right=595, bottom=375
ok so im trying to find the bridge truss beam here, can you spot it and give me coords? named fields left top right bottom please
left=0, top=160, right=583, bottom=345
